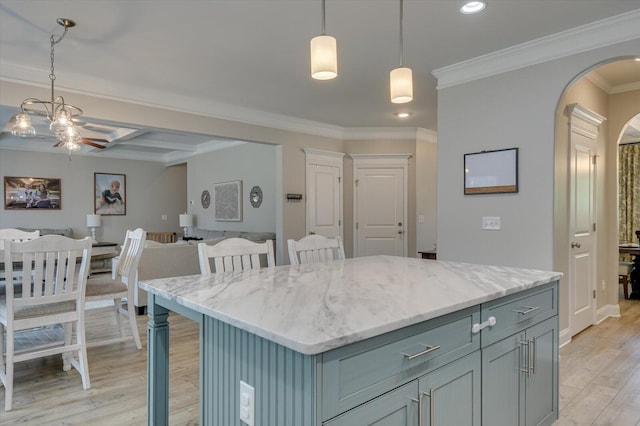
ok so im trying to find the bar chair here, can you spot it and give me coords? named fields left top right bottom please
left=198, top=238, right=275, bottom=273
left=287, top=234, right=345, bottom=265
left=0, top=235, right=92, bottom=411
left=85, top=228, right=146, bottom=349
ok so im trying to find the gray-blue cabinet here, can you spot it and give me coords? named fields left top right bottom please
left=481, top=285, right=559, bottom=426
left=418, top=351, right=481, bottom=426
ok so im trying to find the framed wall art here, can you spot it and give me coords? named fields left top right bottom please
left=4, top=176, right=61, bottom=210
left=95, top=173, right=126, bottom=215
left=214, top=180, right=242, bottom=221
left=464, top=148, right=519, bottom=195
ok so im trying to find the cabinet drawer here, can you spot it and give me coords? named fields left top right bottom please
left=321, top=306, right=480, bottom=421
left=481, top=282, right=558, bottom=347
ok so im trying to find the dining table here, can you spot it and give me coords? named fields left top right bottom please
left=619, top=244, right=640, bottom=299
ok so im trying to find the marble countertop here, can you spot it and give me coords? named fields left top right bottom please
left=139, top=255, right=561, bottom=355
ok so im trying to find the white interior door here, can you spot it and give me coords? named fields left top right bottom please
left=307, top=164, right=341, bottom=237
left=304, top=148, right=344, bottom=238
left=352, top=154, right=409, bottom=257
left=567, top=104, right=604, bottom=336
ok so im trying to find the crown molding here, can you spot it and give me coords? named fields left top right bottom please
left=343, top=127, right=426, bottom=140
left=1, top=66, right=437, bottom=142
left=433, top=9, right=640, bottom=90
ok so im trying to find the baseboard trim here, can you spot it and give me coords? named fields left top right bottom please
left=559, top=327, right=572, bottom=348
left=596, top=304, right=621, bottom=324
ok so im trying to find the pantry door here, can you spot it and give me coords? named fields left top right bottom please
left=352, top=154, right=409, bottom=257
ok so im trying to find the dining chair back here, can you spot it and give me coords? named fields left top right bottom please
left=0, top=235, right=92, bottom=411
left=0, top=228, right=40, bottom=287
left=287, top=234, right=345, bottom=265
left=85, top=228, right=146, bottom=349
left=0, top=228, right=40, bottom=248
left=198, top=238, right=275, bottom=273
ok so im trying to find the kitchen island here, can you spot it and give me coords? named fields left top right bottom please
left=140, top=255, right=561, bottom=426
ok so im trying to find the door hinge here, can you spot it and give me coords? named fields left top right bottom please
left=338, top=176, right=341, bottom=183
left=593, top=290, right=596, bottom=299
left=355, top=179, right=359, bottom=187
left=592, top=155, right=598, bottom=165
left=593, top=223, right=596, bottom=232
left=356, top=222, right=358, bottom=230
left=339, top=220, right=341, bottom=226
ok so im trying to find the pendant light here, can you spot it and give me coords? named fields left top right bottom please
left=310, top=0, right=337, bottom=80
left=390, top=0, right=413, bottom=103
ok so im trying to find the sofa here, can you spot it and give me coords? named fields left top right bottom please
left=132, top=229, right=276, bottom=314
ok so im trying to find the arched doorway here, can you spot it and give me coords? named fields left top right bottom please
left=554, top=57, right=640, bottom=342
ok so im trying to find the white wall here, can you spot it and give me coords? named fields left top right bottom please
left=187, top=142, right=277, bottom=232
left=0, top=149, right=187, bottom=243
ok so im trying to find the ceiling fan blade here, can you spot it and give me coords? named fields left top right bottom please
left=52, top=141, right=64, bottom=148
left=81, top=138, right=106, bottom=149
left=83, top=137, right=109, bottom=143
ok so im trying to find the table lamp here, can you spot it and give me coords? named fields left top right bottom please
left=179, top=213, right=193, bottom=238
left=86, top=214, right=101, bottom=244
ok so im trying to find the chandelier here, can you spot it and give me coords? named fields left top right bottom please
left=11, top=18, right=84, bottom=152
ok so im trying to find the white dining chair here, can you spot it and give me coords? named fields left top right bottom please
left=0, top=228, right=40, bottom=286
left=287, top=234, right=345, bottom=265
left=198, top=238, right=275, bottom=274
left=0, top=235, right=92, bottom=411
left=85, top=228, right=146, bottom=349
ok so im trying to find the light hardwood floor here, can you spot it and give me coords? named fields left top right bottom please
left=1, top=297, right=639, bottom=425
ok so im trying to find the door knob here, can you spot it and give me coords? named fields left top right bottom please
left=398, top=230, right=403, bottom=234
left=571, top=242, right=581, bottom=248
left=398, top=222, right=402, bottom=227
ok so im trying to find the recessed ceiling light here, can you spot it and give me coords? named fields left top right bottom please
left=394, top=112, right=412, bottom=118
left=635, top=57, right=640, bottom=62
left=460, top=1, right=487, bottom=14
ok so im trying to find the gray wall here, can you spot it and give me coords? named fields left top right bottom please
left=436, top=39, right=639, bottom=334
left=0, top=149, right=187, bottom=243
left=187, top=142, right=277, bottom=233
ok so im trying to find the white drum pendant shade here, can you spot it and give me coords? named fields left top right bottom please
left=311, top=35, right=337, bottom=80
left=390, top=67, right=413, bottom=103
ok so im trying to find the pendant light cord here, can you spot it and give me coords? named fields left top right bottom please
left=399, top=0, right=404, bottom=67
left=321, top=0, right=327, bottom=35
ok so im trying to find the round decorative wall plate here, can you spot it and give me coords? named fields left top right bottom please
left=201, top=190, right=211, bottom=208
left=249, top=185, right=263, bottom=208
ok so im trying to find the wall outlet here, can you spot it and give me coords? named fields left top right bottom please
left=418, top=214, right=425, bottom=223
left=601, top=280, right=606, bottom=290
left=482, top=216, right=501, bottom=230
left=161, top=214, right=167, bottom=221
left=239, top=380, right=255, bottom=426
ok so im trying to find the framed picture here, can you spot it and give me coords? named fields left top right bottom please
left=464, top=148, right=518, bottom=195
left=214, top=180, right=242, bottom=221
left=95, top=173, right=126, bottom=215
left=4, top=176, right=61, bottom=210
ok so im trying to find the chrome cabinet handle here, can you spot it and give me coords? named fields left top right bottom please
left=423, top=389, right=435, bottom=426
left=530, top=337, right=537, bottom=375
left=520, top=340, right=530, bottom=376
left=411, top=396, right=422, bottom=426
left=513, top=305, right=540, bottom=315
left=403, top=344, right=441, bottom=361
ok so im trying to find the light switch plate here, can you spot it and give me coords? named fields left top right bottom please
left=482, top=216, right=501, bottom=230
left=239, top=380, right=255, bottom=426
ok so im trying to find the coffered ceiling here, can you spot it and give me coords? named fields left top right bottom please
left=0, top=1, right=638, bottom=161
